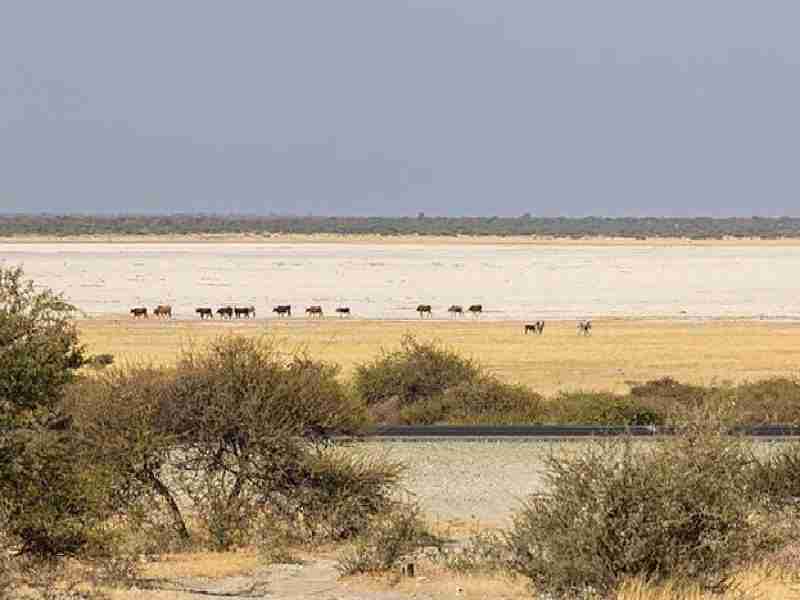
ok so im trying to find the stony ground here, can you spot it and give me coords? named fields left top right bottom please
left=359, top=440, right=556, bottom=525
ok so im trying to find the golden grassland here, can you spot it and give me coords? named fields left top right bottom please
left=79, top=317, right=800, bottom=395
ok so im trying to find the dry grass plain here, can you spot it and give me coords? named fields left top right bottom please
left=80, top=317, right=800, bottom=395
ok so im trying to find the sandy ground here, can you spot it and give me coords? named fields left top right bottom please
left=79, top=317, right=800, bottom=394
left=109, top=557, right=531, bottom=600
left=360, top=441, right=553, bottom=525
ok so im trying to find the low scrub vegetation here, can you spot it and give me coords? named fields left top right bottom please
left=505, top=426, right=784, bottom=597
left=353, top=337, right=800, bottom=428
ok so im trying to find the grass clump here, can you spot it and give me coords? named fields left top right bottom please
left=336, top=504, right=440, bottom=576
left=435, top=530, right=510, bottom=574
left=506, top=426, right=781, bottom=598
left=544, top=391, right=663, bottom=426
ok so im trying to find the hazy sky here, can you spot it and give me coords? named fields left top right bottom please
left=3, top=1, right=800, bottom=217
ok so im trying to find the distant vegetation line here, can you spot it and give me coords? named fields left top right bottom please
left=3, top=214, right=800, bottom=239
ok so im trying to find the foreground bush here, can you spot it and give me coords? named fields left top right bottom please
left=68, top=336, right=392, bottom=552
left=0, top=266, right=117, bottom=560
left=506, top=429, right=780, bottom=597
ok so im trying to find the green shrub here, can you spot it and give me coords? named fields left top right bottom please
left=506, top=430, right=780, bottom=597
left=336, top=504, right=440, bottom=575
left=354, top=335, right=481, bottom=409
left=0, top=266, right=85, bottom=430
left=730, top=378, right=800, bottom=425
left=0, top=266, right=115, bottom=561
left=400, top=376, right=544, bottom=425
left=544, top=391, right=663, bottom=426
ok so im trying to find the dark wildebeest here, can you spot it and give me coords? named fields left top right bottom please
left=524, top=321, right=545, bottom=335
left=195, top=307, right=213, bottom=319
left=273, top=305, right=292, bottom=317
left=234, top=306, right=256, bottom=319
left=468, top=304, right=483, bottom=317
left=306, top=305, right=323, bottom=318
left=130, top=307, right=148, bottom=319
left=448, top=305, right=464, bottom=317
left=153, top=304, right=172, bottom=319
left=217, top=306, right=234, bottom=320
left=335, top=307, right=351, bottom=317
left=577, top=320, right=592, bottom=336
left=416, top=304, right=432, bottom=318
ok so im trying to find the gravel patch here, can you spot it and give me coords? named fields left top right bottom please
left=357, top=441, right=571, bottom=524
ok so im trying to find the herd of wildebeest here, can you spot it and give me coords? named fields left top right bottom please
left=129, top=302, right=594, bottom=335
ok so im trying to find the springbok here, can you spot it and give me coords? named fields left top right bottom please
left=524, top=321, right=545, bottom=335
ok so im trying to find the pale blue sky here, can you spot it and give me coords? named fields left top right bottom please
left=2, top=1, right=800, bottom=216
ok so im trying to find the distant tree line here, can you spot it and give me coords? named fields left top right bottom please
left=3, top=214, right=800, bottom=239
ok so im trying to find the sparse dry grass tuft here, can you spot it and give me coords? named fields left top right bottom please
left=616, top=567, right=800, bottom=600
left=342, top=561, right=530, bottom=599
left=140, top=550, right=260, bottom=580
